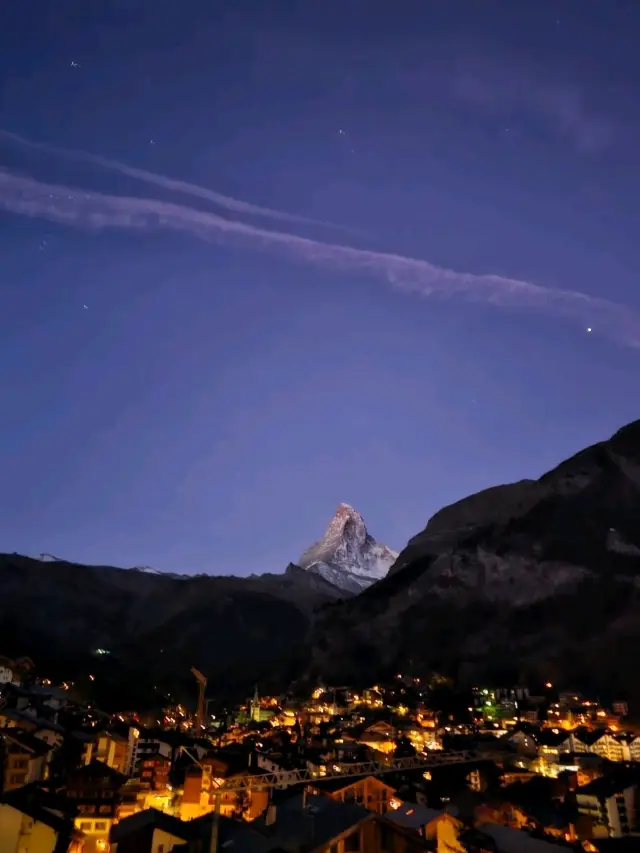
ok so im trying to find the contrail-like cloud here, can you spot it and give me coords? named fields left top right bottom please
left=0, top=129, right=350, bottom=234
left=1, top=167, right=639, bottom=348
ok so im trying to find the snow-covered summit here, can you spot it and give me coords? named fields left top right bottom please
left=298, top=503, right=397, bottom=594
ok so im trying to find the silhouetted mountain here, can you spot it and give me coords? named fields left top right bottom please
left=4, top=420, right=640, bottom=707
left=308, top=419, right=640, bottom=703
left=0, top=552, right=344, bottom=703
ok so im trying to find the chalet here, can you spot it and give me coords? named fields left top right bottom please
left=178, top=749, right=269, bottom=822
left=490, top=776, right=578, bottom=841
left=476, top=822, right=575, bottom=853
left=59, top=759, right=128, bottom=849
left=580, top=731, right=627, bottom=763
left=385, top=801, right=465, bottom=853
left=0, top=783, right=82, bottom=853
left=537, top=730, right=587, bottom=760
left=132, top=732, right=173, bottom=772
left=508, top=731, right=537, bottom=755
left=576, top=769, right=640, bottom=839
left=82, top=729, right=132, bottom=774
left=254, top=791, right=432, bottom=853
left=308, top=774, right=396, bottom=814
left=255, top=750, right=306, bottom=786
left=356, top=725, right=396, bottom=755
left=139, top=752, right=171, bottom=792
left=627, top=736, right=640, bottom=762
left=110, top=808, right=192, bottom=853
left=111, top=808, right=284, bottom=853
left=1, top=729, right=53, bottom=791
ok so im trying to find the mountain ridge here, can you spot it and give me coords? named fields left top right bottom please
left=0, top=501, right=393, bottom=698
left=3, top=420, right=640, bottom=705
left=307, top=419, right=640, bottom=702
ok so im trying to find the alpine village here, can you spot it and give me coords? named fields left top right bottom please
left=2, top=419, right=640, bottom=853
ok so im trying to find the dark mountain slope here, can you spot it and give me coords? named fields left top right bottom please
left=308, top=419, right=640, bottom=700
left=0, top=553, right=343, bottom=698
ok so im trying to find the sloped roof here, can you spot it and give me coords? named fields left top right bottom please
left=1, top=728, right=52, bottom=756
left=385, top=802, right=457, bottom=830
left=310, top=774, right=395, bottom=794
left=578, top=768, right=640, bottom=799
left=536, top=730, right=571, bottom=747
left=1, top=784, right=75, bottom=835
left=67, top=759, right=128, bottom=785
left=477, top=822, right=571, bottom=853
left=253, top=793, right=371, bottom=850
left=110, top=808, right=192, bottom=842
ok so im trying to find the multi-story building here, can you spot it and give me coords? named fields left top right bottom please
left=582, top=731, right=628, bottom=762
left=0, top=729, right=52, bottom=791
left=309, top=775, right=396, bottom=814
left=576, top=771, right=638, bottom=838
left=0, top=783, right=82, bottom=853
left=537, top=729, right=587, bottom=761
left=62, top=759, right=128, bottom=849
left=82, top=729, right=132, bottom=774
left=139, top=753, right=170, bottom=792
left=132, top=733, right=173, bottom=774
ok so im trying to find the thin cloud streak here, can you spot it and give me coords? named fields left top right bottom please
left=452, top=59, right=615, bottom=154
left=0, top=129, right=350, bottom=234
left=1, top=168, right=639, bottom=348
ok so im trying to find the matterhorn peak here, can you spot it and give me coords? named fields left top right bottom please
left=325, top=503, right=366, bottom=543
left=298, top=504, right=397, bottom=594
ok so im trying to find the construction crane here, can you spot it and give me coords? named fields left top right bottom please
left=184, top=748, right=479, bottom=853
left=191, top=667, right=207, bottom=730
left=211, top=749, right=477, bottom=793
left=180, top=744, right=478, bottom=853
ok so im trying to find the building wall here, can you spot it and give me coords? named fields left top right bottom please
left=591, top=736, right=627, bottom=762
left=329, top=778, right=393, bottom=814
left=3, top=749, right=30, bottom=790
left=0, top=805, right=59, bottom=853
left=423, top=815, right=465, bottom=853
left=74, top=814, right=113, bottom=853
left=151, top=827, right=188, bottom=853
left=317, top=820, right=426, bottom=853
left=605, top=787, right=636, bottom=837
left=140, top=757, right=170, bottom=791
left=577, top=789, right=636, bottom=839
left=133, top=739, right=172, bottom=771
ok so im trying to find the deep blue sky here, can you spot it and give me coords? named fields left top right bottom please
left=1, top=0, right=639, bottom=574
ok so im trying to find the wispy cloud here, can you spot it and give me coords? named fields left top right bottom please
left=0, top=129, right=350, bottom=233
left=453, top=59, right=615, bottom=153
left=1, top=167, right=638, bottom=348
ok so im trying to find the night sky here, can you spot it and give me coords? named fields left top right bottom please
left=1, top=0, right=639, bottom=574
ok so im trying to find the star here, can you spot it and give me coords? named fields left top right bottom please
left=338, top=129, right=346, bottom=136
left=70, top=61, right=80, bottom=68
left=83, top=305, right=89, bottom=310
left=587, top=327, right=592, bottom=333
